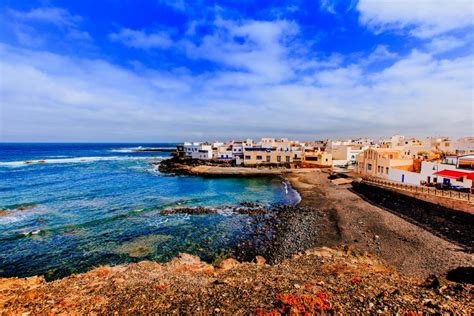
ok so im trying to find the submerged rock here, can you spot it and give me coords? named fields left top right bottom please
left=115, top=234, right=172, bottom=258
left=160, top=204, right=269, bottom=216
left=160, top=207, right=218, bottom=215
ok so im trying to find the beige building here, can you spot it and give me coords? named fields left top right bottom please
left=243, top=148, right=294, bottom=166
left=302, top=150, right=332, bottom=167
left=356, top=148, right=413, bottom=178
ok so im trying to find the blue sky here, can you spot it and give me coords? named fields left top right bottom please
left=0, top=0, right=472, bottom=142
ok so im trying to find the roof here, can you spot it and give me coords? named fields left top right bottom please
left=433, top=169, right=474, bottom=180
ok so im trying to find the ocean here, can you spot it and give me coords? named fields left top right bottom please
left=0, top=143, right=298, bottom=279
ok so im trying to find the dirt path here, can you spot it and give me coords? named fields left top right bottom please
left=286, top=170, right=474, bottom=278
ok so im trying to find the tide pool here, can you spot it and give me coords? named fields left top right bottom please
left=0, top=143, right=298, bottom=279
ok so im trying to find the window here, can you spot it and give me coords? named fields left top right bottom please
left=386, top=167, right=389, bottom=174
left=286, top=156, right=290, bottom=162
left=266, top=155, right=271, bottom=162
left=277, top=156, right=281, bottom=162
left=245, top=155, right=251, bottom=160
left=256, top=155, right=262, bottom=160
left=367, top=163, right=372, bottom=171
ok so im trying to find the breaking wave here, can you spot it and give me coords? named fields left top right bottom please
left=0, top=156, right=160, bottom=167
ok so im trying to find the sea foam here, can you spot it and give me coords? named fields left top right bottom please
left=0, top=156, right=159, bottom=167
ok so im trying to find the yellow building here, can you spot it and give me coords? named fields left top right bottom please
left=243, top=148, right=295, bottom=166
left=302, top=150, right=332, bottom=167
left=356, top=148, right=413, bottom=178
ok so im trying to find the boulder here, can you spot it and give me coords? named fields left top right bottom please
left=167, top=253, right=214, bottom=274
left=255, top=256, right=266, bottom=265
left=218, top=258, right=240, bottom=270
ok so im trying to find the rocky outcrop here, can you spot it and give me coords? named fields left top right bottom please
left=1, top=247, right=472, bottom=314
left=157, top=157, right=232, bottom=175
left=160, top=203, right=269, bottom=215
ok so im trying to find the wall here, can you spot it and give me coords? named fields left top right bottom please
left=303, top=152, right=332, bottom=167
left=242, top=150, right=293, bottom=165
left=388, top=168, right=423, bottom=185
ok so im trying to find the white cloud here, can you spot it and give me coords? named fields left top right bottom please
left=160, top=0, right=187, bottom=11
left=364, top=45, right=398, bottom=64
left=182, top=18, right=298, bottom=83
left=3, top=7, right=92, bottom=48
left=320, top=0, right=337, bottom=14
left=6, top=7, right=81, bottom=27
left=425, top=35, right=471, bottom=54
left=0, top=39, right=472, bottom=142
left=109, top=28, right=173, bottom=49
left=357, top=0, right=474, bottom=37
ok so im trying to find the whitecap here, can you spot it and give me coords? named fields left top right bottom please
left=0, top=156, right=155, bottom=167
left=110, top=149, right=136, bottom=153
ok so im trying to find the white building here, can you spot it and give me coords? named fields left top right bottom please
left=388, top=161, right=474, bottom=189
left=183, top=142, right=202, bottom=157
left=331, top=145, right=364, bottom=166
left=190, top=144, right=212, bottom=160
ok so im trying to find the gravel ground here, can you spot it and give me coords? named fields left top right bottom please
left=285, top=170, right=474, bottom=278
left=351, top=182, right=474, bottom=251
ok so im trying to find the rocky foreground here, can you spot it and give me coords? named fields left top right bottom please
left=2, top=247, right=472, bottom=314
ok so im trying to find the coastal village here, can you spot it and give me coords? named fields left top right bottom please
left=175, top=135, right=474, bottom=193
left=2, top=137, right=473, bottom=314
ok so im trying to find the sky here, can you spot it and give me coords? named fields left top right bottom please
left=0, top=0, right=473, bottom=142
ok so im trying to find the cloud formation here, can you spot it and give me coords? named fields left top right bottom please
left=0, top=2, right=472, bottom=141
left=109, top=29, right=173, bottom=49
left=357, top=0, right=474, bottom=37
left=6, top=7, right=81, bottom=27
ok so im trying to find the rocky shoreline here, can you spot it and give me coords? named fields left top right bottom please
left=157, top=156, right=291, bottom=177
left=1, top=168, right=473, bottom=313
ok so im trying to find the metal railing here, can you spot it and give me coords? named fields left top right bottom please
left=362, top=176, right=472, bottom=203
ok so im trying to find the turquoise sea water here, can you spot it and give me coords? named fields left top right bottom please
left=0, top=143, right=298, bottom=279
